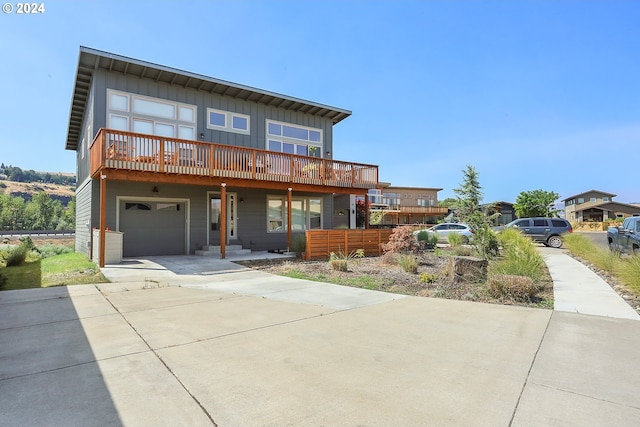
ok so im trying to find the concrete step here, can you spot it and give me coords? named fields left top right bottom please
left=195, top=245, right=252, bottom=257
left=200, top=245, right=243, bottom=251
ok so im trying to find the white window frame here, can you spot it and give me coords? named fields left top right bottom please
left=266, top=119, right=323, bottom=157
left=206, top=108, right=250, bottom=135
left=107, top=89, right=196, bottom=140
left=266, top=195, right=323, bottom=232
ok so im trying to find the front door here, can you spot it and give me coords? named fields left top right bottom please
left=208, top=193, right=237, bottom=245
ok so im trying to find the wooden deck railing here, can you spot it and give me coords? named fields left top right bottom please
left=90, top=128, right=378, bottom=189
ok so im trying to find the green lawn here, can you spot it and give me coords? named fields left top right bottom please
left=0, top=252, right=109, bottom=290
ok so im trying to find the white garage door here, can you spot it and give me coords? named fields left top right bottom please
left=120, top=201, right=186, bottom=257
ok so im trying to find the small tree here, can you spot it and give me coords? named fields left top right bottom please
left=453, top=165, right=499, bottom=259
left=514, top=189, right=559, bottom=218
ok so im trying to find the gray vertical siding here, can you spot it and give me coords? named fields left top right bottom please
left=87, top=181, right=338, bottom=254
left=72, top=69, right=347, bottom=256
left=74, top=178, right=93, bottom=256
left=89, top=70, right=335, bottom=153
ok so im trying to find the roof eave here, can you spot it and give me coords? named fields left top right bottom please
left=65, top=47, right=352, bottom=151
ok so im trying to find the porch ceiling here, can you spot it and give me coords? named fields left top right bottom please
left=99, top=169, right=369, bottom=196
left=66, top=47, right=352, bottom=150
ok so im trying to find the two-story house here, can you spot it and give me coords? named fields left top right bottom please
left=364, top=185, right=448, bottom=226
left=562, top=190, right=640, bottom=222
left=65, top=47, right=378, bottom=265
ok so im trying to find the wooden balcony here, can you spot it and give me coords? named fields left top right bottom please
left=90, top=129, right=378, bottom=191
left=396, top=206, right=449, bottom=215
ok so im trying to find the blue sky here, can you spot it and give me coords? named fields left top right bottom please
left=1, top=0, right=638, bottom=204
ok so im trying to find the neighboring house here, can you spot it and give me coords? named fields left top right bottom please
left=65, top=47, right=378, bottom=265
left=363, top=185, right=448, bottom=226
left=562, top=190, right=640, bottom=222
left=483, top=201, right=516, bottom=225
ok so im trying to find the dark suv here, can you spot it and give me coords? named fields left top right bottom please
left=498, top=217, right=573, bottom=248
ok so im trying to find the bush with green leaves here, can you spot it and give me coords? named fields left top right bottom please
left=397, top=253, right=418, bottom=273
left=416, top=231, right=438, bottom=249
left=419, top=272, right=437, bottom=283
left=6, top=244, right=29, bottom=267
left=291, top=234, right=306, bottom=258
left=329, top=248, right=364, bottom=271
left=38, top=244, right=74, bottom=259
left=447, top=232, right=465, bottom=247
left=490, top=228, right=544, bottom=282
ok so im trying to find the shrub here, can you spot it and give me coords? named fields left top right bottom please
left=488, top=274, right=539, bottom=301
left=329, top=248, right=364, bottom=272
left=447, top=232, right=465, bottom=247
left=383, top=226, right=422, bottom=255
left=416, top=231, right=438, bottom=249
left=291, top=234, right=306, bottom=258
left=0, top=271, right=6, bottom=288
left=397, top=253, right=418, bottom=273
left=38, top=244, right=74, bottom=259
left=451, top=246, right=474, bottom=256
left=619, top=255, right=640, bottom=294
left=419, top=272, right=437, bottom=283
left=471, top=226, right=500, bottom=259
left=491, top=228, right=544, bottom=282
left=6, top=244, right=29, bottom=267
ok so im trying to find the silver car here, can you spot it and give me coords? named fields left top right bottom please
left=413, top=223, right=474, bottom=242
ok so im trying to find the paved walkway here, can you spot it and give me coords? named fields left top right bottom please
left=1, top=251, right=639, bottom=426
left=539, top=246, right=640, bottom=320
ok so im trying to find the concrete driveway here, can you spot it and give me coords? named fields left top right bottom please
left=2, top=256, right=640, bottom=426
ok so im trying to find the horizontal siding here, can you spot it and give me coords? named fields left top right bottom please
left=74, top=178, right=93, bottom=256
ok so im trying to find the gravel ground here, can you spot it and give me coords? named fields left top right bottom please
left=237, top=251, right=555, bottom=309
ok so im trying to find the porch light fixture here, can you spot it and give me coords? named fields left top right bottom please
left=326, top=151, right=331, bottom=156
left=199, top=132, right=205, bottom=140
left=152, top=186, right=159, bottom=193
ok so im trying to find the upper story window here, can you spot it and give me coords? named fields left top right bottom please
left=367, top=189, right=383, bottom=204
left=602, top=197, right=610, bottom=202
left=206, top=108, right=250, bottom=134
left=107, top=90, right=196, bottom=140
left=266, top=120, right=323, bottom=158
left=589, top=197, right=597, bottom=202
left=577, top=198, right=585, bottom=203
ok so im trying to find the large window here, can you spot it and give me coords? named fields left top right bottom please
left=107, top=90, right=196, bottom=140
left=206, top=108, right=250, bottom=134
left=267, top=195, right=322, bottom=232
left=266, top=120, right=323, bottom=157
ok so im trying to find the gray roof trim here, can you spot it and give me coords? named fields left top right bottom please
left=561, top=189, right=617, bottom=202
left=65, top=46, right=352, bottom=150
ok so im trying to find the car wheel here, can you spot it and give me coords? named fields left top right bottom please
left=547, top=235, right=563, bottom=248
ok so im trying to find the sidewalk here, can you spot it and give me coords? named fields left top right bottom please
left=538, top=246, right=639, bottom=320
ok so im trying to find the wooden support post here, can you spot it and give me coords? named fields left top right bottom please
left=220, top=183, right=227, bottom=259
left=99, top=174, right=107, bottom=268
left=287, top=187, right=292, bottom=251
left=365, top=193, right=370, bottom=229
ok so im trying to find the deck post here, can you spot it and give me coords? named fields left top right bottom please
left=287, top=187, right=292, bottom=251
left=365, top=193, right=370, bottom=229
left=99, top=174, right=107, bottom=267
left=220, top=183, right=227, bottom=259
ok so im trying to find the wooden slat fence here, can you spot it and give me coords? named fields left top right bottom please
left=304, top=229, right=394, bottom=260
